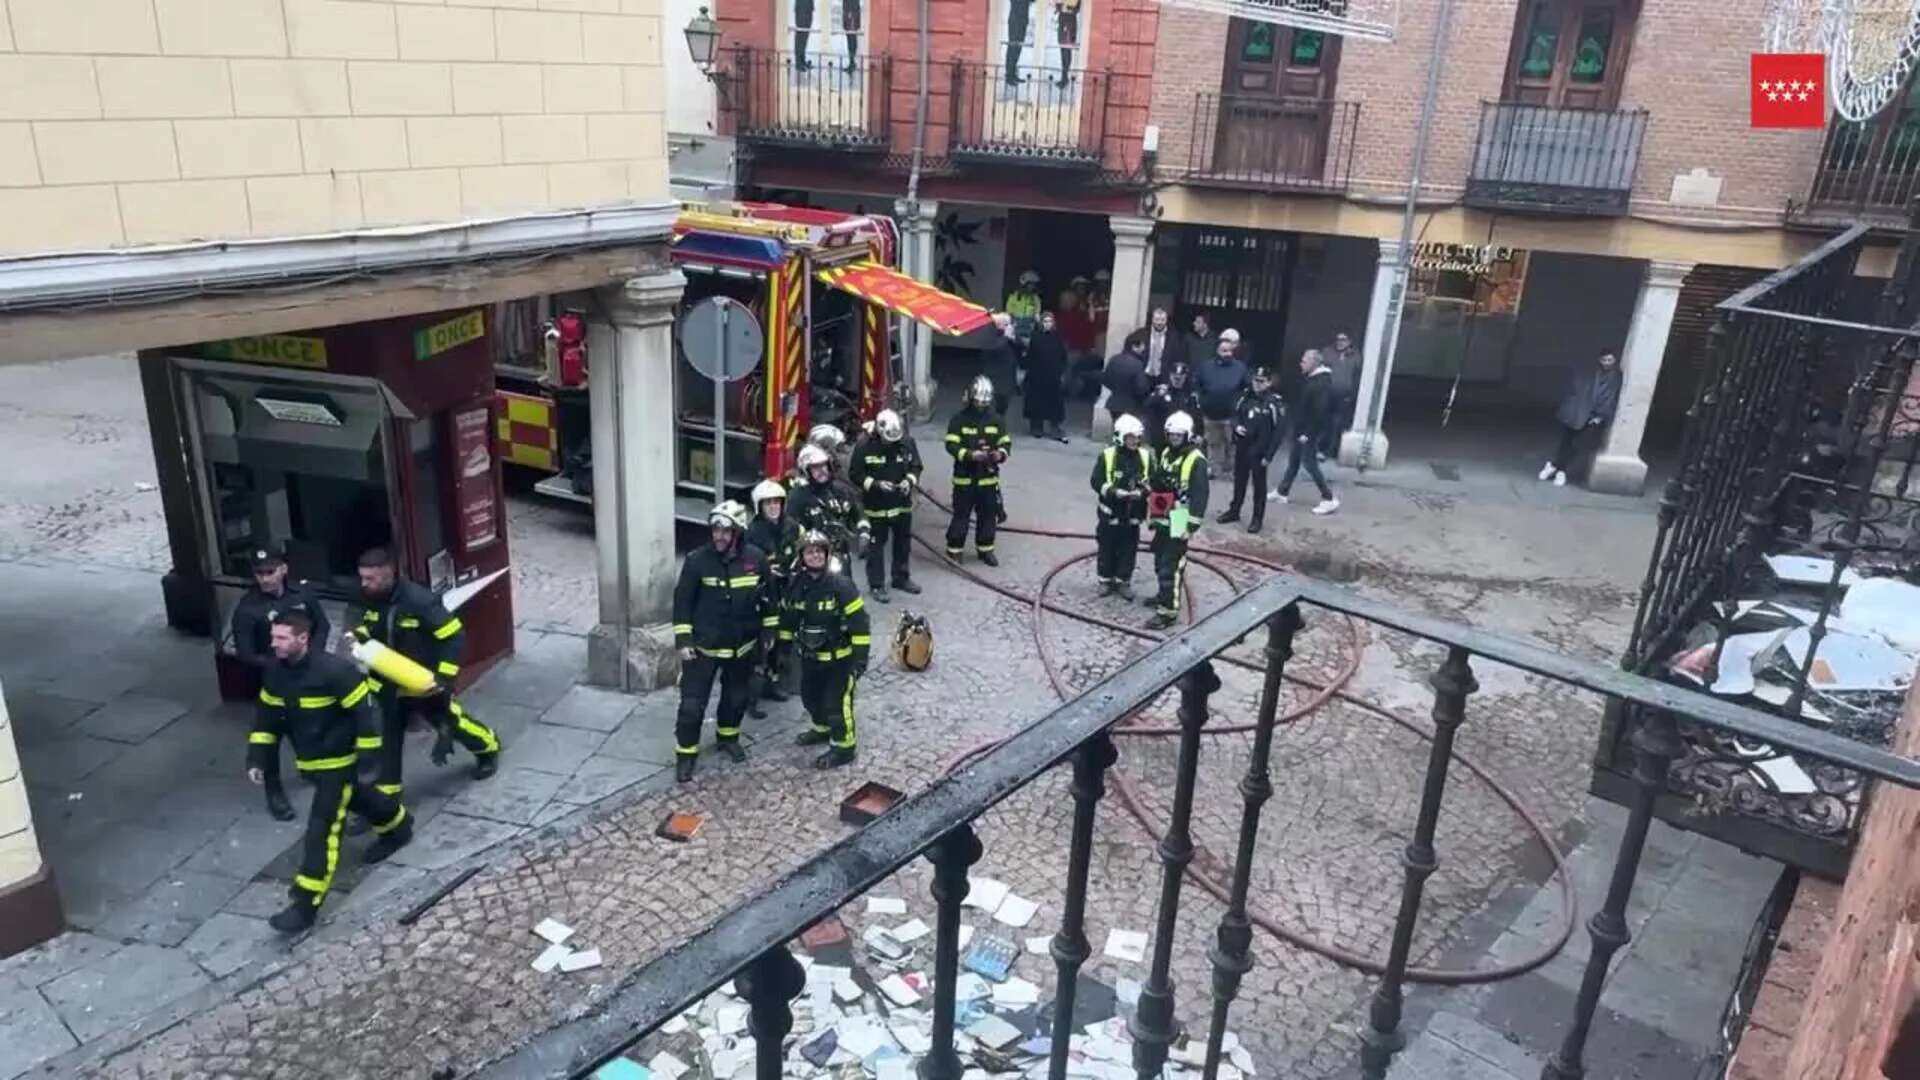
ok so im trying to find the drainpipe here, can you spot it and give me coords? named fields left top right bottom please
left=1358, top=0, right=1454, bottom=472
left=901, top=0, right=933, bottom=418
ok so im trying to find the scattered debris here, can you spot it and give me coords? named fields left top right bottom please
left=1025, top=936, right=1052, bottom=955
left=991, top=893, right=1039, bottom=928
left=1765, top=554, right=1864, bottom=588
left=531, top=943, right=571, bottom=974
left=647, top=1052, right=688, bottom=1080
left=891, top=918, right=932, bottom=944
left=656, top=813, right=703, bottom=842
left=964, top=878, right=1011, bottom=913
left=877, top=974, right=923, bottom=1007
left=558, top=948, right=603, bottom=973
left=962, top=936, right=1018, bottom=981
left=800, top=916, right=848, bottom=949
left=991, top=976, right=1041, bottom=1008
left=534, top=918, right=575, bottom=945
left=964, top=1014, right=1022, bottom=1050
left=134, top=481, right=156, bottom=493
left=1103, top=930, right=1148, bottom=963
left=590, top=1058, right=648, bottom=1080
left=840, top=781, right=905, bottom=825
left=866, top=896, right=908, bottom=916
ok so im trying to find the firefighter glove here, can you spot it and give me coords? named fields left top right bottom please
left=430, top=726, right=454, bottom=767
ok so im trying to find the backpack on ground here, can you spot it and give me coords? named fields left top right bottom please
left=892, top=612, right=934, bottom=672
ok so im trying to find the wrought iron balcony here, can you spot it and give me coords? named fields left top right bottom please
left=1465, top=101, right=1649, bottom=216
left=947, top=60, right=1109, bottom=168
left=476, top=575, right=1920, bottom=1080
left=723, top=48, right=892, bottom=152
left=1789, top=121, right=1920, bottom=225
left=1184, top=93, right=1359, bottom=194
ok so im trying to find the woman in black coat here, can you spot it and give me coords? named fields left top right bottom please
left=1022, top=311, right=1070, bottom=442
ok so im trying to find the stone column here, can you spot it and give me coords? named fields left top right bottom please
left=1093, top=215, right=1156, bottom=441
left=1589, top=259, right=1694, bottom=496
left=0, top=679, right=61, bottom=957
left=1339, top=239, right=1403, bottom=469
left=586, top=268, right=688, bottom=692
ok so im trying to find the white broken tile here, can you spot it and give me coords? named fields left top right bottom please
left=890, top=918, right=932, bottom=943
left=991, top=976, right=1041, bottom=1008
left=1117, top=977, right=1142, bottom=1008
left=1103, top=929, right=1148, bottom=963
left=532, top=943, right=572, bottom=973
left=957, top=925, right=976, bottom=949
left=717, top=1004, right=749, bottom=1035
left=710, top=1049, right=740, bottom=1079
left=867, top=896, right=908, bottom=916
left=876, top=1060, right=915, bottom=1080
left=649, top=1052, right=690, bottom=1080
left=662, top=1015, right=689, bottom=1035
left=890, top=1022, right=932, bottom=1055
left=533, top=918, right=576, bottom=945
left=1025, top=935, right=1053, bottom=955
left=558, top=948, right=603, bottom=973
left=1229, top=1045, right=1256, bottom=1074
left=964, top=877, right=1010, bottom=913
left=954, top=973, right=989, bottom=1002
left=877, top=974, right=922, bottom=1007
left=833, top=976, right=863, bottom=1003
left=965, top=1014, right=1023, bottom=1050
left=992, top=893, right=1039, bottom=928
left=834, top=1017, right=894, bottom=1058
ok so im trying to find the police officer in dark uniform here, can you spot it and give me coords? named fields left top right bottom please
left=945, top=375, right=1012, bottom=566
left=671, top=501, right=774, bottom=783
left=250, top=609, right=411, bottom=934
left=746, top=478, right=801, bottom=709
left=781, top=530, right=871, bottom=770
left=354, top=547, right=500, bottom=804
left=1217, top=366, right=1286, bottom=534
left=847, top=408, right=923, bottom=603
left=230, top=548, right=334, bottom=822
left=787, top=443, right=870, bottom=578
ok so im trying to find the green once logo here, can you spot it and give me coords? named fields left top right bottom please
left=414, top=311, right=486, bottom=360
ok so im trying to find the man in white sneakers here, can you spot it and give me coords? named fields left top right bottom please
left=1271, top=348, right=1341, bottom=516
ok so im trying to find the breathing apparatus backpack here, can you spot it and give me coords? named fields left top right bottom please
left=892, top=612, right=934, bottom=672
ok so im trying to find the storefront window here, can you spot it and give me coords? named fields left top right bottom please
left=1409, top=244, right=1530, bottom=316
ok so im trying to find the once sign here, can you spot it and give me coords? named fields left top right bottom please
left=204, top=334, right=329, bottom=370
left=414, top=310, right=487, bottom=361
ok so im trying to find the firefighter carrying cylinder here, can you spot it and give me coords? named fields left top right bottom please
left=350, top=627, right=439, bottom=695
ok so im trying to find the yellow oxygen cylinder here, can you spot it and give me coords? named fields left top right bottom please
left=349, top=633, right=439, bottom=695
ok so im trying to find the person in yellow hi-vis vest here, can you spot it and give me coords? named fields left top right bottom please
left=1145, top=411, right=1210, bottom=631
left=355, top=548, right=501, bottom=810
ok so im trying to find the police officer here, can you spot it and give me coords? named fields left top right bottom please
left=746, top=479, right=801, bottom=707
left=787, top=443, right=871, bottom=575
left=1091, top=414, right=1152, bottom=599
left=671, top=501, right=774, bottom=783
left=848, top=408, right=923, bottom=603
left=1217, top=366, right=1285, bottom=534
left=1146, top=412, right=1210, bottom=631
left=230, top=548, right=334, bottom=822
left=944, top=375, right=1011, bottom=566
left=1144, top=362, right=1203, bottom=451
left=355, top=548, right=501, bottom=805
left=781, top=530, right=871, bottom=770
left=250, top=609, right=411, bottom=934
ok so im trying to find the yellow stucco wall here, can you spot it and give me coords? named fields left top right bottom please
left=0, top=679, right=40, bottom=892
left=0, top=0, right=669, bottom=256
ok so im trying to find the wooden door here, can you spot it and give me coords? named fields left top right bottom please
left=1213, top=18, right=1340, bottom=180
left=1505, top=0, right=1634, bottom=109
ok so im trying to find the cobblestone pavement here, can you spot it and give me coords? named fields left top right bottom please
left=0, top=354, right=1759, bottom=1080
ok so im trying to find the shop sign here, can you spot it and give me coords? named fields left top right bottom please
left=1411, top=243, right=1520, bottom=275
left=414, top=311, right=486, bottom=361
left=452, top=405, right=498, bottom=551
left=255, top=397, right=343, bottom=427
left=204, top=334, right=329, bottom=369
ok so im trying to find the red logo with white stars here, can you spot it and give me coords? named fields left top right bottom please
left=1752, top=53, right=1826, bottom=128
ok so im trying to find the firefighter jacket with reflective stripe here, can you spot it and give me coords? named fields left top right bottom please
left=849, top=434, right=921, bottom=519
left=672, top=541, right=775, bottom=657
left=788, top=478, right=869, bottom=554
left=1091, top=444, right=1153, bottom=525
left=778, top=569, right=872, bottom=667
left=252, top=649, right=376, bottom=772
left=231, top=581, right=331, bottom=672
left=358, top=580, right=465, bottom=682
left=746, top=514, right=801, bottom=582
left=1231, top=389, right=1286, bottom=463
left=946, top=406, right=1011, bottom=486
left=1150, top=445, right=1211, bottom=526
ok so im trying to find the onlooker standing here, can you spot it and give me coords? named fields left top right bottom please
left=1193, top=329, right=1250, bottom=470
left=1272, top=349, right=1340, bottom=515
left=1055, top=288, right=1100, bottom=395
left=1539, top=349, right=1622, bottom=487
left=1101, top=331, right=1152, bottom=433
left=1321, top=330, right=1362, bottom=458
left=1023, top=311, right=1070, bottom=442
left=1186, top=312, right=1219, bottom=370
left=1143, top=307, right=1183, bottom=382
left=983, top=312, right=1023, bottom=418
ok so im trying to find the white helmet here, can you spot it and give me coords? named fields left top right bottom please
left=968, top=375, right=995, bottom=408
left=1018, top=269, right=1040, bottom=286
left=708, top=500, right=750, bottom=531
left=751, top=479, right=786, bottom=507
left=797, top=444, right=832, bottom=476
left=1164, top=411, right=1195, bottom=445
left=1093, top=268, right=1111, bottom=283
left=875, top=409, right=904, bottom=442
left=807, top=424, right=846, bottom=453
left=1113, top=414, right=1145, bottom=443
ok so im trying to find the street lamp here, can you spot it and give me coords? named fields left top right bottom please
left=684, top=6, right=720, bottom=74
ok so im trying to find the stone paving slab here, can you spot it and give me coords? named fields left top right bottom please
left=552, top=754, right=664, bottom=805
left=0, top=983, right=77, bottom=1080
left=179, top=814, right=304, bottom=880
left=501, top=718, right=607, bottom=776
left=73, top=693, right=186, bottom=744
left=595, top=703, right=683, bottom=766
left=4, top=690, right=96, bottom=742
left=15, top=734, right=125, bottom=787
left=384, top=810, right=524, bottom=872
left=469, top=658, right=576, bottom=712
left=0, top=932, right=122, bottom=996
left=179, top=913, right=284, bottom=981
left=93, top=870, right=251, bottom=948
left=39, top=942, right=211, bottom=1042
left=442, top=766, right=568, bottom=826
left=539, top=683, right=641, bottom=733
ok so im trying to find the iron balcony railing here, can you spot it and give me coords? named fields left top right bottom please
left=1793, top=119, right=1920, bottom=223
left=724, top=48, right=892, bottom=151
left=1465, top=101, right=1649, bottom=216
left=1184, top=93, right=1359, bottom=194
left=948, top=59, right=1109, bottom=168
left=476, top=576, right=1920, bottom=1080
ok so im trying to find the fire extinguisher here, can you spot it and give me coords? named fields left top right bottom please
left=545, top=310, right=588, bottom=388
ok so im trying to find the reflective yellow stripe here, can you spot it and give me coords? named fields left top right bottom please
left=452, top=704, right=500, bottom=753
left=849, top=635, right=871, bottom=646
left=258, top=690, right=285, bottom=706
left=944, top=433, right=962, bottom=442
left=375, top=783, right=404, bottom=796
left=355, top=735, right=383, bottom=751
left=341, top=680, right=372, bottom=708
left=433, top=617, right=463, bottom=640
left=843, top=597, right=864, bottom=615
left=296, top=695, right=337, bottom=709
left=778, top=630, right=795, bottom=641
left=700, top=576, right=722, bottom=586
left=715, top=726, right=741, bottom=737
left=672, top=623, right=694, bottom=634
left=248, top=731, right=278, bottom=745
left=372, top=805, right=408, bottom=834
left=398, top=617, right=422, bottom=629
left=728, top=575, right=761, bottom=587
left=295, top=754, right=358, bottom=771
left=436, top=661, right=459, bottom=676
left=834, top=678, right=856, bottom=749
left=978, top=477, right=1000, bottom=487
left=953, top=476, right=975, bottom=486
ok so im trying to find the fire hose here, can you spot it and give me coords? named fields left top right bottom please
left=905, top=487, right=1577, bottom=986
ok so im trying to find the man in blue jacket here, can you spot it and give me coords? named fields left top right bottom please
left=1193, top=329, right=1250, bottom=471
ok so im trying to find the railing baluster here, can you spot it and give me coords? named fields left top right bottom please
left=1202, top=607, right=1303, bottom=1080
left=1542, top=709, right=1683, bottom=1080
left=1047, top=732, right=1120, bottom=1080
left=1130, top=661, right=1220, bottom=1080
left=919, top=824, right=983, bottom=1080
left=737, top=943, right=808, bottom=1080
left=1359, top=645, right=1479, bottom=1079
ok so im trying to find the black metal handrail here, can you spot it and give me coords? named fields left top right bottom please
left=1185, top=92, right=1359, bottom=194
left=724, top=47, right=892, bottom=150
left=476, top=575, right=1920, bottom=1080
left=947, top=59, right=1109, bottom=167
left=1465, top=100, right=1649, bottom=216
left=1797, top=116, right=1920, bottom=220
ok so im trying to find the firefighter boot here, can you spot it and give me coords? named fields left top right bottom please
left=814, top=747, right=856, bottom=770
left=263, top=780, right=296, bottom=823
left=795, top=730, right=829, bottom=747
left=978, top=551, right=1000, bottom=567
left=362, top=818, right=415, bottom=865
left=473, top=750, right=500, bottom=780
left=720, top=741, right=748, bottom=764
left=676, top=756, right=696, bottom=783
left=1145, top=611, right=1178, bottom=631
left=268, top=900, right=317, bottom=935
left=894, top=578, right=922, bottom=595
left=344, top=815, right=371, bottom=837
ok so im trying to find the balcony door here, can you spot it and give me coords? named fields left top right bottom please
left=1212, top=19, right=1340, bottom=180
left=1814, top=72, right=1920, bottom=210
left=983, top=0, right=1088, bottom=149
left=1504, top=0, right=1636, bottom=109
left=774, top=0, right=871, bottom=134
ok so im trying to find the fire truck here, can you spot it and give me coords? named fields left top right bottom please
left=493, top=202, right=992, bottom=524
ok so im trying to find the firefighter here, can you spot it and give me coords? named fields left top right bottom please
left=1146, top=411, right=1210, bottom=631
left=355, top=548, right=500, bottom=807
left=782, top=529, right=871, bottom=769
left=787, top=443, right=871, bottom=576
left=1007, top=270, right=1043, bottom=344
left=848, top=408, right=923, bottom=602
left=944, top=375, right=1011, bottom=566
left=805, top=424, right=850, bottom=480
left=671, top=501, right=774, bottom=783
left=250, top=609, right=411, bottom=934
left=1091, top=414, right=1152, bottom=599
left=746, top=479, right=801, bottom=706
left=1217, top=366, right=1286, bottom=534
left=230, top=547, right=334, bottom=822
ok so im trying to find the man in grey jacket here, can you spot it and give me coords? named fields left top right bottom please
left=1538, top=349, right=1623, bottom=487
left=1320, top=330, right=1361, bottom=458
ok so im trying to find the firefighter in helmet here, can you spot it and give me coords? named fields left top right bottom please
left=746, top=478, right=801, bottom=706
left=1145, top=411, right=1210, bottom=630
left=1007, top=269, right=1043, bottom=343
left=847, top=408, right=923, bottom=602
left=781, top=529, right=871, bottom=769
left=804, top=423, right=850, bottom=479
left=1091, top=413, right=1152, bottom=598
left=670, top=500, right=774, bottom=783
left=944, top=375, right=1011, bottom=566
left=787, top=442, right=870, bottom=575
